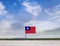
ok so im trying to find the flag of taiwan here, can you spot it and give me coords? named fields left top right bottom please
left=25, top=26, right=36, bottom=34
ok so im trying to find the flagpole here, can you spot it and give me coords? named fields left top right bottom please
left=25, top=31, right=26, bottom=39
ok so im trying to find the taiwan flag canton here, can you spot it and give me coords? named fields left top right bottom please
left=25, top=26, right=36, bottom=34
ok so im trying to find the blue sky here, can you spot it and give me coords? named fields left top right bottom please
left=0, top=0, right=60, bottom=38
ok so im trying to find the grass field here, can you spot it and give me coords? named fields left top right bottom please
left=0, top=38, right=60, bottom=40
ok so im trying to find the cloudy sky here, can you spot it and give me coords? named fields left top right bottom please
left=0, top=0, right=60, bottom=38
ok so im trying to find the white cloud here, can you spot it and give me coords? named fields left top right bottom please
left=44, top=9, right=53, bottom=16
left=0, top=2, right=8, bottom=16
left=25, top=5, right=60, bottom=32
left=0, top=20, right=12, bottom=34
left=0, top=20, right=12, bottom=31
left=24, top=20, right=60, bottom=32
left=45, top=4, right=60, bottom=22
left=0, top=20, right=25, bottom=38
left=0, top=13, right=25, bottom=38
left=54, top=4, right=60, bottom=15
left=22, top=1, right=42, bottom=16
